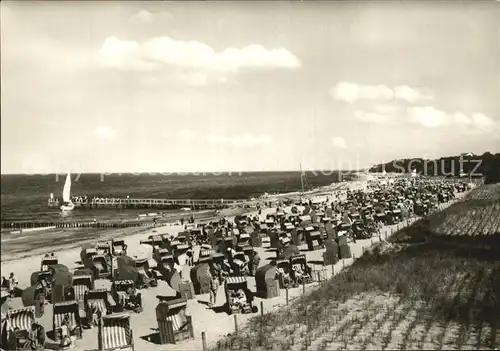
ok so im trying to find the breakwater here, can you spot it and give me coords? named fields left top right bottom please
left=1, top=221, right=151, bottom=230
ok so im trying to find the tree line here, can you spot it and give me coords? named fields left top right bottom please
left=368, top=152, right=500, bottom=184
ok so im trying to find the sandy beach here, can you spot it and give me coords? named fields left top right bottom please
left=1, top=173, right=460, bottom=351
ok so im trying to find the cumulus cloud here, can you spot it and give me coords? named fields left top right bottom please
left=179, top=129, right=196, bottom=140
left=331, top=136, right=347, bottom=149
left=207, top=133, right=272, bottom=148
left=407, top=106, right=497, bottom=132
left=129, top=10, right=174, bottom=24
left=97, top=36, right=301, bottom=72
left=93, top=126, right=116, bottom=139
left=330, top=82, right=433, bottom=103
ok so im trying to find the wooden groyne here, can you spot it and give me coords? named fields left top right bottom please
left=1, top=221, right=150, bottom=230
left=48, top=197, right=248, bottom=210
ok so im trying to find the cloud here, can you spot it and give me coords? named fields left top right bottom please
left=97, top=36, right=301, bottom=72
left=407, top=106, right=497, bottom=132
left=179, top=129, right=196, bottom=140
left=130, top=10, right=154, bottom=23
left=330, top=82, right=433, bottom=103
left=354, top=111, right=393, bottom=124
left=129, top=10, right=175, bottom=24
left=331, top=136, right=347, bottom=149
left=93, top=126, right=116, bottom=139
left=207, top=133, right=272, bottom=148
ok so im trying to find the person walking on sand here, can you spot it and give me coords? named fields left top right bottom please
left=208, top=273, right=219, bottom=308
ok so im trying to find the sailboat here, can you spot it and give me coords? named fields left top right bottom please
left=60, top=172, right=75, bottom=211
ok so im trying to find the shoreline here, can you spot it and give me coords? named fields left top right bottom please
left=1, top=172, right=357, bottom=225
left=0, top=176, right=359, bottom=262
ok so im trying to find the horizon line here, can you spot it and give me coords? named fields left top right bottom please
left=0, top=169, right=367, bottom=176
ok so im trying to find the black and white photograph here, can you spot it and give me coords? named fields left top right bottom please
left=1, top=1, right=499, bottom=350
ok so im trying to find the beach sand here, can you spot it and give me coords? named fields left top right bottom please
left=2, top=173, right=450, bottom=351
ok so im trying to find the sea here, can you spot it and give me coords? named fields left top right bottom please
left=1, top=172, right=347, bottom=223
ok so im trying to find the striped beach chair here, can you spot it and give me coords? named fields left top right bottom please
left=7, top=307, right=34, bottom=334
left=96, top=242, right=111, bottom=256
left=111, top=240, right=126, bottom=257
left=1, top=312, right=15, bottom=351
left=156, top=298, right=193, bottom=345
left=98, top=313, right=134, bottom=351
left=6, top=307, right=35, bottom=348
left=150, top=235, right=163, bottom=250
left=52, top=301, right=82, bottom=342
left=40, top=255, right=58, bottom=272
left=92, top=255, right=111, bottom=279
left=198, top=249, right=213, bottom=263
left=111, top=281, right=140, bottom=312
left=224, top=276, right=256, bottom=314
left=134, top=258, right=157, bottom=288
left=73, top=274, right=93, bottom=304
left=85, top=289, right=111, bottom=319
left=200, top=244, right=212, bottom=251
left=237, top=233, right=251, bottom=246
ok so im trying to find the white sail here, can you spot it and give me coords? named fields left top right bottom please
left=62, top=172, right=72, bottom=203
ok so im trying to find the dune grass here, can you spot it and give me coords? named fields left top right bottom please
left=212, top=185, right=500, bottom=350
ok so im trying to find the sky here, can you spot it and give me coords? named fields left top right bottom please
left=1, top=1, right=499, bottom=174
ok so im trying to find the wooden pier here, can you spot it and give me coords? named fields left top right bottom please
left=48, top=197, right=248, bottom=210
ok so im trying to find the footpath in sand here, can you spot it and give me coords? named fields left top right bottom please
left=1, top=175, right=464, bottom=351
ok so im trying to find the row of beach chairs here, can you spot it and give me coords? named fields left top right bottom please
left=1, top=296, right=196, bottom=350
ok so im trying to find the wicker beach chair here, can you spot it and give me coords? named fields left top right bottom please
left=156, top=298, right=193, bottom=345
left=52, top=301, right=82, bottom=342
left=7, top=307, right=35, bottom=349
left=97, top=313, right=134, bottom=351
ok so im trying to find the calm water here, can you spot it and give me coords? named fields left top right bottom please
left=1, top=172, right=345, bottom=223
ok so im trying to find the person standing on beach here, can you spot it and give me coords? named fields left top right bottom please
left=8, top=272, right=21, bottom=297
left=29, top=321, right=45, bottom=351
left=59, top=315, right=75, bottom=349
left=186, top=249, right=193, bottom=266
left=252, top=251, right=260, bottom=276
left=208, top=273, right=219, bottom=308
